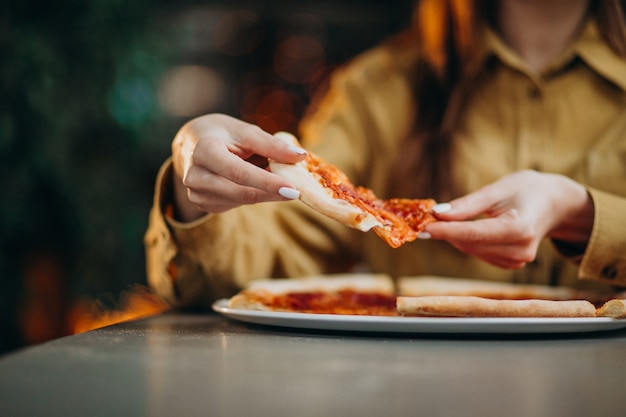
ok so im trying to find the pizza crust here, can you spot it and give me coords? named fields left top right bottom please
left=269, top=132, right=382, bottom=232
left=596, top=299, right=626, bottom=318
left=227, top=290, right=276, bottom=312
left=235, top=273, right=394, bottom=295
left=398, top=276, right=581, bottom=300
left=228, top=273, right=395, bottom=311
left=397, top=276, right=620, bottom=307
left=397, top=296, right=597, bottom=318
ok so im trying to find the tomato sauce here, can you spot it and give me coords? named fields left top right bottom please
left=306, top=151, right=436, bottom=247
left=269, top=290, right=398, bottom=316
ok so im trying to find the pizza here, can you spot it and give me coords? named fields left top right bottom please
left=268, top=132, right=437, bottom=248
left=228, top=274, right=398, bottom=316
left=227, top=274, right=626, bottom=319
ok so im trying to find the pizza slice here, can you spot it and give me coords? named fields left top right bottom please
left=596, top=299, right=626, bottom=318
left=396, top=276, right=616, bottom=317
left=269, top=132, right=437, bottom=248
left=398, top=276, right=590, bottom=301
left=396, top=296, right=597, bottom=318
left=227, top=273, right=397, bottom=316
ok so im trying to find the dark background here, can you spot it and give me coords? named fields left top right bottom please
left=0, top=0, right=415, bottom=354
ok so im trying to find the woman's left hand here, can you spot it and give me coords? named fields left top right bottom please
left=422, top=170, right=594, bottom=269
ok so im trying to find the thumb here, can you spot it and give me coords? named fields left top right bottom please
left=265, top=131, right=308, bottom=164
left=432, top=185, right=506, bottom=221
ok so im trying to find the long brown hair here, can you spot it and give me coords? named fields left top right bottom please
left=389, top=0, right=626, bottom=201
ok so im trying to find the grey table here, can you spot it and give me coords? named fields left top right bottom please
left=1, top=311, right=625, bottom=417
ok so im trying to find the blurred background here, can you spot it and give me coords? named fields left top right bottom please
left=0, top=0, right=414, bottom=354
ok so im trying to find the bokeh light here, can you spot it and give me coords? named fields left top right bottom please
left=273, top=35, right=326, bottom=84
left=213, top=9, right=265, bottom=56
left=1, top=0, right=414, bottom=353
left=240, top=84, right=304, bottom=133
left=277, top=12, right=327, bottom=45
left=158, top=65, right=226, bottom=117
left=107, top=76, right=155, bottom=128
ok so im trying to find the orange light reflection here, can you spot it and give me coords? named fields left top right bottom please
left=69, top=285, right=170, bottom=334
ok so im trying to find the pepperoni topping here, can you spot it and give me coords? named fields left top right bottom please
left=306, top=152, right=436, bottom=248
left=266, top=290, right=398, bottom=316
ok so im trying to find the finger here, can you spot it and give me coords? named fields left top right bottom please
left=193, top=144, right=298, bottom=197
left=427, top=216, right=537, bottom=269
left=184, top=165, right=298, bottom=206
left=425, top=209, right=530, bottom=244
left=233, top=125, right=307, bottom=164
left=450, top=240, right=535, bottom=269
left=188, top=115, right=308, bottom=163
left=434, top=183, right=512, bottom=221
left=472, top=254, right=528, bottom=270
left=470, top=251, right=528, bottom=269
left=187, top=186, right=275, bottom=213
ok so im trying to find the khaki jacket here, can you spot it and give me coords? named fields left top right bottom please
left=145, top=20, right=626, bottom=307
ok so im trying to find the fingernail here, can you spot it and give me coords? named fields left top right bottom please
left=278, top=187, right=300, bottom=199
left=432, top=203, right=452, bottom=214
left=288, top=145, right=307, bottom=155
left=417, top=232, right=431, bottom=240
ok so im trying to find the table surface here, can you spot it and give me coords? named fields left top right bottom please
left=1, top=311, right=626, bottom=417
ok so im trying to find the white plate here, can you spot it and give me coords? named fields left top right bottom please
left=212, top=299, right=626, bottom=335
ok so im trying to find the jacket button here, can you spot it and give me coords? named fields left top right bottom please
left=601, top=265, right=618, bottom=280
left=527, top=86, right=542, bottom=100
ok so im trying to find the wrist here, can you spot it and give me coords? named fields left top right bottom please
left=172, top=172, right=206, bottom=222
left=547, top=175, right=594, bottom=249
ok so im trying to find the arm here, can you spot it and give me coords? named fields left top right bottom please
left=145, top=114, right=358, bottom=308
left=145, top=158, right=358, bottom=308
left=145, top=65, right=394, bottom=306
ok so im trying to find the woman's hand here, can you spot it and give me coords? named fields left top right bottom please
left=171, top=114, right=307, bottom=221
left=422, top=170, right=595, bottom=269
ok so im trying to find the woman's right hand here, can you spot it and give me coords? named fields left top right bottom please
left=422, top=170, right=594, bottom=269
left=171, top=114, right=307, bottom=222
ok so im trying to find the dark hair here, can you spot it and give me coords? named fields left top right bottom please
left=389, top=0, right=626, bottom=201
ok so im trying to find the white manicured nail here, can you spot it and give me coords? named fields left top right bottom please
left=288, top=145, right=307, bottom=155
left=432, top=203, right=452, bottom=214
left=417, top=232, right=431, bottom=240
left=278, top=187, right=300, bottom=199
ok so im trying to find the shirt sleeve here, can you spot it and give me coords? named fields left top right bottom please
left=144, top=159, right=179, bottom=305
left=577, top=187, right=626, bottom=287
left=143, top=159, right=360, bottom=308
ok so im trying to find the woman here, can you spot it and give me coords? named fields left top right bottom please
left=145, top=0, right=626, bottom=307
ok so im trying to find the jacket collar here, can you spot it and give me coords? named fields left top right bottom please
left=471, top=18, right=626, bottom=92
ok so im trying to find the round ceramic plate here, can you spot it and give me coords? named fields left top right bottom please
left=213, top=299, right=626, bottom=334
